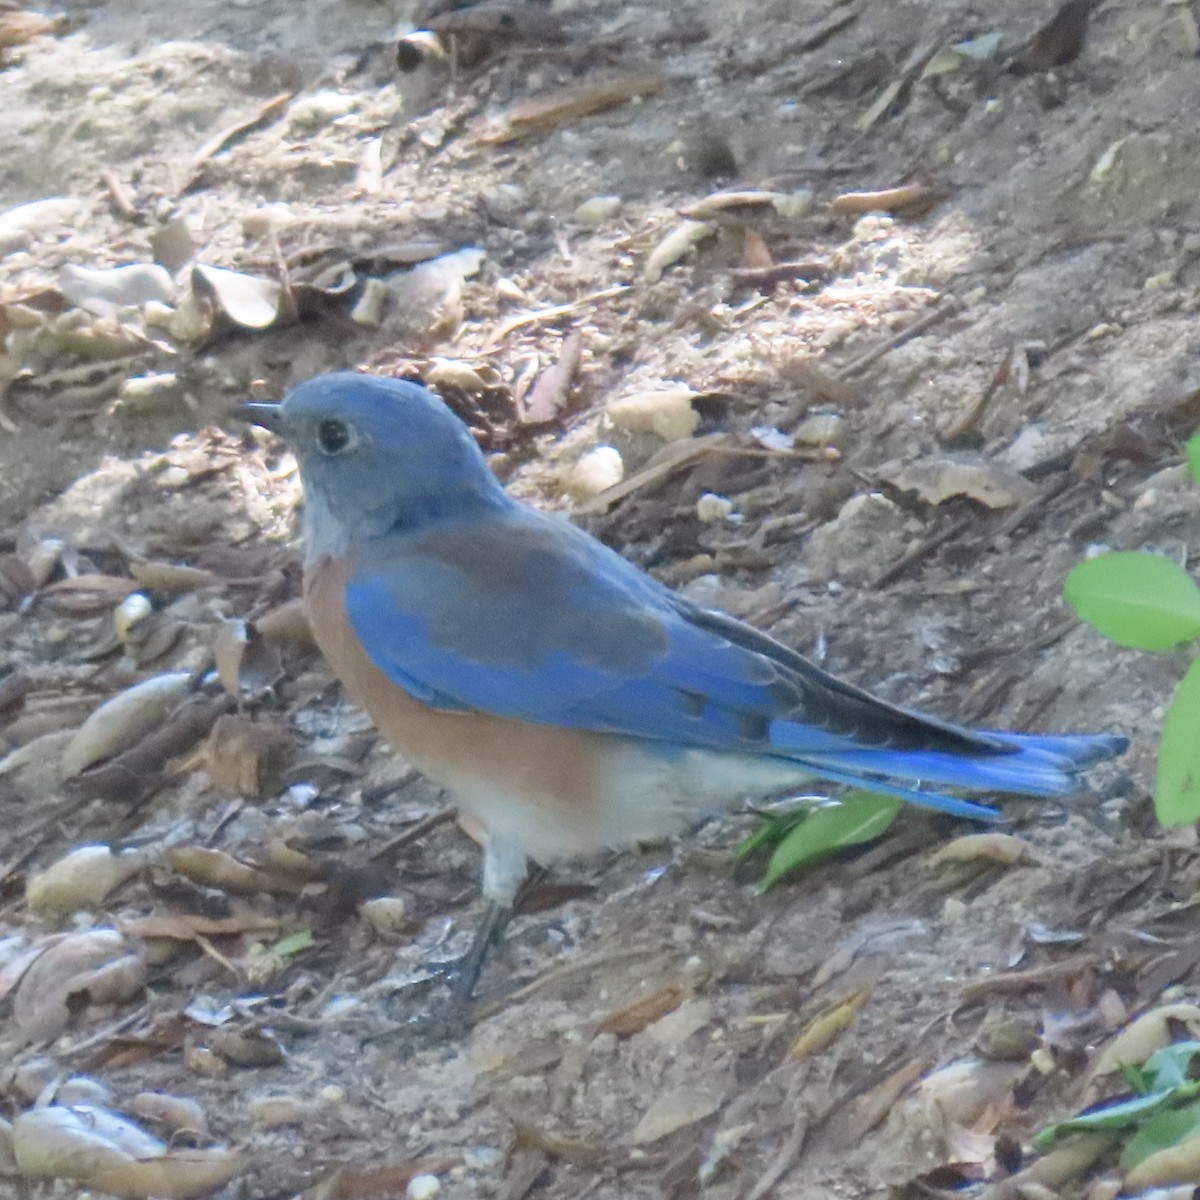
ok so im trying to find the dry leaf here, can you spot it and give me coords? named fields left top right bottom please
left=512, top=1120, right=603, bottom=1168
left=118, top=913, right=280, bottom=942
left=319, top=1157, right=460, bottom=1199
left=58, top=263, right=174, bottom=317
left=929, top=833, right=1034, bottom=868
left=595, top=985, right=685, bottom=1037
left=480, top=69, right=666, bottom=144
left=61, top=672, right=192, bottom=777
left=882, top=458, right=1038, bottom=508
left=254, top=599, right=316, bottom=648
left=40, top=573, right=139, bottom=615
left=629, top=1084, right=724, bottom=1144
left=128, top=1093, right=208, bottom=1136
left=26, top=845, right=144, bottom=913
left=12, top=929, right=145, bottom=1041
left=830, top=182, right=950, bottom=217
left=128, top=560, right=219, bottom=594
left=912, top=1060, right=1022, bottom=1131
left=72, top=692, right=230, bottom=803
left=210, top=1026, right=283, bottom=1068
left=644, top=220, right=713, bottom=282
left=12, top=1105, right=241, bottom=1199
left=203, top=715, right=293, bottom=797
left=520, top=330, right=583, bottom=425
left=167, top=846, right=306, bottom=896
left=191, top=264, right=283, bottom=330
left=1090, top=1004, right=1200, bottom=1081
left=212, top=618, right=283, bottom=697
left=1124, top=1129, right=1200, bottom=1190
left=742, top=228, right=774, bottom=270
left=789, top=989, right=872, bottom=1058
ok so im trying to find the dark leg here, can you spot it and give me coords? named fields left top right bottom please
left=449, top=900, right=513, bottom=1002
left=447, top=864, right=550, bottom=1001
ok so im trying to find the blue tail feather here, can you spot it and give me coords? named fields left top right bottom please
left=773, top=726, right=1128, bottom=820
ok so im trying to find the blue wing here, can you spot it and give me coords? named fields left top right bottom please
left=344, top=509, right=1125, bottom=817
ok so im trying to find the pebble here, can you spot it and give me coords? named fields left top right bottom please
left=406, top=1174, right=441, bottom=1199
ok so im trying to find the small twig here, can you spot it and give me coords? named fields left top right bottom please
left=65, top=1002, right=152, bottom=1059
left=485, top=284, right=627, bottom=347
left=472, top=945, right=668, bottom=1018
left=838, top=297, right=960, bottom=377
left=959, top=954, right=1098, bottom=1002
left=869, top=515, right=973, bottom=589
left=370, top=806, right=458, bottom=863
left=100, top=169, right=140, bottom=222
left=743, top=1116, right=809, bottom=1200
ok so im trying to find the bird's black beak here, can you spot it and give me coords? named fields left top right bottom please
left=236, top=401, right=285, bottom=434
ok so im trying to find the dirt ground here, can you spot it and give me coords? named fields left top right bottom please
left=3, top=0, right=1200, bottom=1196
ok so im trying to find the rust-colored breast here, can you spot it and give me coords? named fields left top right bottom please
left=302, top=554, right=603, bottom=822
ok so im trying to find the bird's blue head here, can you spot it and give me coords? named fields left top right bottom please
left=239, top=372, right=507, bottom=557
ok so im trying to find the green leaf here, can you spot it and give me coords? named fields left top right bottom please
left=1120, top=1098, right=1200, bottom=1169
left=1064, top=552, right=1200, bottom=650
left=1157, top=660, right=1200, bottom=825
left=761, top=793, right=901, bottom=890
left=1034, top=1089, right=1180, bottom=1149
left=270, top=929, right=315, bottom=958
left=1187, top=431, right=1200, bottom=488
left=1143, top=1042, right=1200, bottom=1088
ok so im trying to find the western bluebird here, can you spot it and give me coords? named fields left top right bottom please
left=240, top=372, right=1126, bottom=995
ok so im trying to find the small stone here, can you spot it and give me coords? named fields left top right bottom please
left=696, top=493, right=734, bottom=523
left=406, top=1174, right=441, bottom=1200
left=565, top=446, right=624, bottom=501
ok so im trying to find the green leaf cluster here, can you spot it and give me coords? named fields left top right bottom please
left=1062, top=431, right=1200, bottom=824
left=737, top=792, right=901, bottom=889
left=1036, top=1042, right=1200, bottom=1170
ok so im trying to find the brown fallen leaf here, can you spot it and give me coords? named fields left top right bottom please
left=12, top=929, right=146, bottom=1041
left=1009, top=0, right=1097, bottom=74
left=882, top=458, right=1038, bottom=509
left=595, top=985, right=685, bottom=1037
left=61, top=672, right=194, bottom=777
left=39, top=573, right=138, bottom=615
left=820, top=1058, right=926, bottom=1151
left=72, top=692, right=231, bottom=804
left=519, top=330, right=583, bottom=426
left=210, top=1026, right=284, bottom=1068
left=430, top=3, right=565, bottom=42
left=512, top=1120, right=603, bottom=1168
left=254, top=598, right=316, bottom=649
left=478, top=69, right=667, bottom=144
left=167, top=846, right=308, bottom=896
left=213, top=617, right=283, bottom=697
left=119, top=913, right=281, bottom=942
left=128, top=560, right=219, bottom=595
left=318, top=1156, right=461, bottom=1200
left=203, top=715, right=294, bottom=798
left=830, top=181, right=950, bottom=217
left=742, top=228, right=774, bottom=270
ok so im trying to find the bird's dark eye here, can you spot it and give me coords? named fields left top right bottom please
left=316, top=419, right=351, bottom=454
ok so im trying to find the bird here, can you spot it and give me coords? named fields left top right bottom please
left=239, top=372, right=1127, bottom=997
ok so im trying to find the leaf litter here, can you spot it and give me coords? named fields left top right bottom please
left=0, top=0, right=1195, bottom=1193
